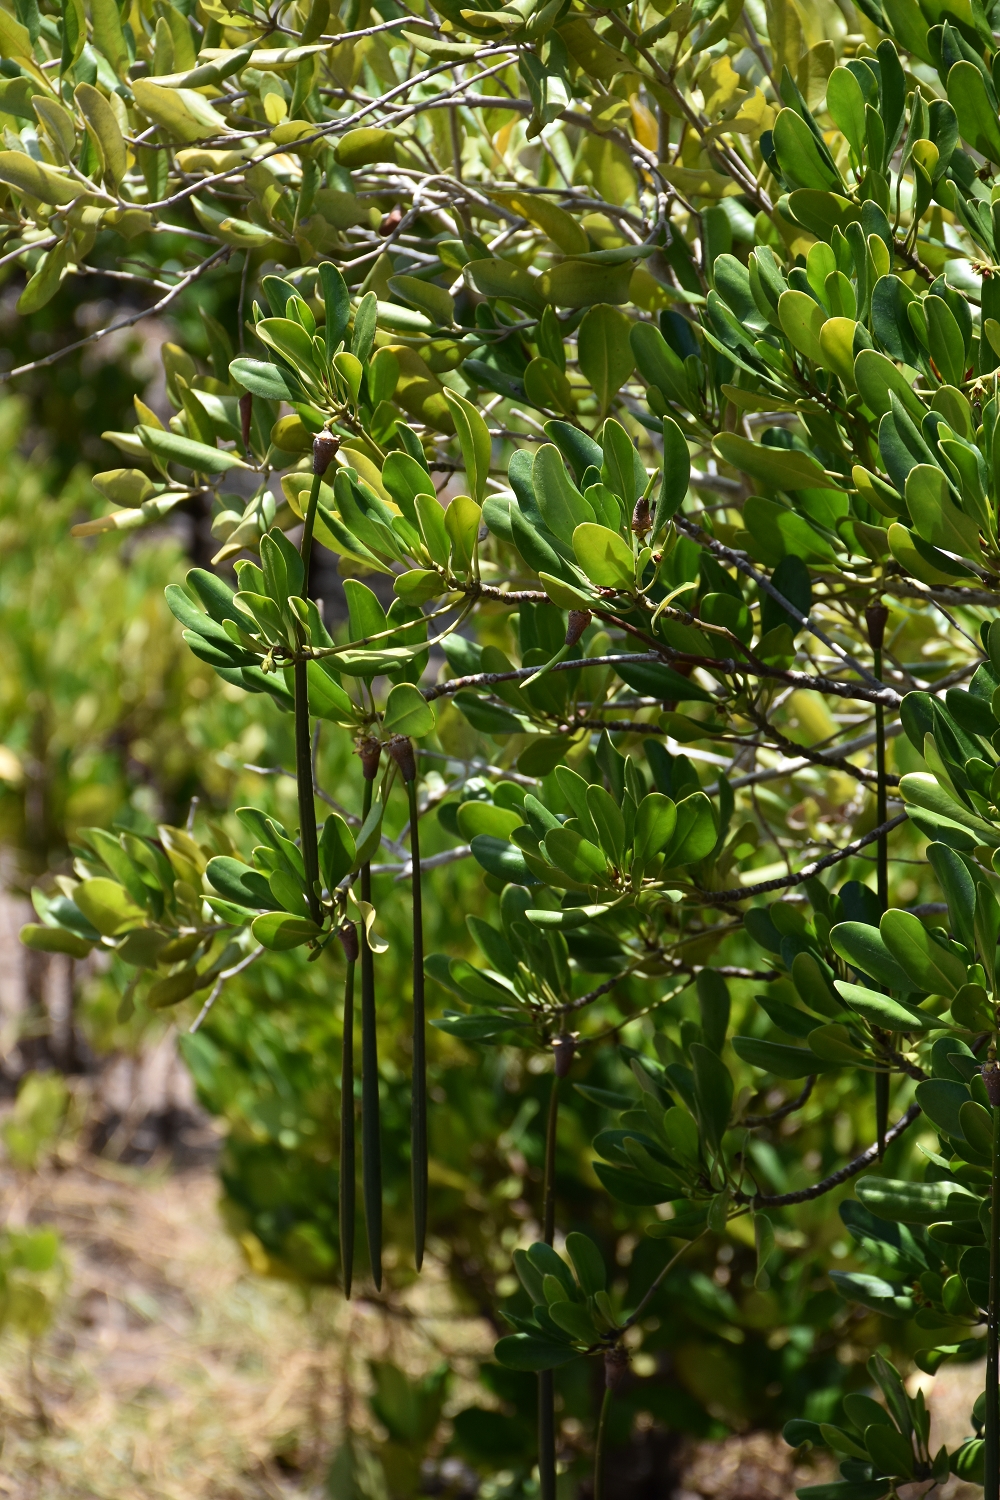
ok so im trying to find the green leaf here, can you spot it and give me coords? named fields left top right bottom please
left=90, top=0, right=129, bottom=78
left=524, top=357, right=574, bottom=415
left=826, top=66, right=866, bottom=160
left=855, top=1176, right=981, bottom=1224
left=538, top=259, right=633, bottom=308
left=251, top=911, right=323, bottom=950
left=947, top=61, right=1000, bottom=166
left=880, top=908, right=968, bottom=996
left=565, top=1232, right=606, bottom=1296
left=633, top=793, right=677, bottom=863
left=713, top=433, right=837, bottom=490
left=307, top=662, right=359, bottom=725
left=853, top=350, right=925, bottom=421
left=19, top=923, right=93, bottom=958
left=572, top=522, right=634, bottom=588
left=863, top=1423, right=914, bottom=1479
left=206, top=856, right=273, bottom=910
left=593, top=1161, right=674, bottom=1205
left=829, top=1270, right=915, bottom=1319
left=834, top=981, right=937, bottom=1031
left=469, top=835, right=535, bottom=884
left=72, top=878, right=146, bottom=936
left=777, top=289, right=825, bottom=362
left=959, top=1100, right=994, bottom=1158
left=654, top=416, right=690, bottom=534
left=230, top=357, right=299, bottom=401
left=533, top=444, right=594, bottom=546
left=335, top=127, right=400, bottom=168
left=444, top=389, right=492, bottom=506
left=661, top=791, right=717, bottom=866
left=465, top=258, right=545, bottom=315
left=887, top=522, right=976, bottom=586
left=319, top=814, right=356, bottom=892
left=899, top=773, right=1000, bottom=845
left=453, top=691, right=526, bottom=735
left=914, top=1078, right=970, bottom=1139
left=0, top=151, right=78, bottom=205
left=904, top=465, right=981, bottom=560
left=546, top=1300, right=597, bottom=1342
left=731, top=1036, right=831, bottom=1077
left=138, top=426, right=248, bottom=473
left=585, top=784, right=625, bottom=865
left=772, top=106, right=843, bottom=191
left=542, top=827, right=609, bottom=884
left=830, top=921, right=914, bottom=991
left=132, top=79, right=229, bottom=141
left=690, top=1042, right=732, bottom=1148
left=383, top=682, right=435, bottom=738
left=577, top=303, right=634, bottom=416
left=388, top=273, right=454, bottom=328
left=630, top=321, right=691, bottom=405
left=147, top=967, right=203, bottom=1009
left=74, top=82, right=127, bottom=188
left=925, top=295, right=967, bottom=387
left=493, top=1333, right=576, bottom=1371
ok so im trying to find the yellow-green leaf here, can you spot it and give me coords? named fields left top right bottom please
left=777, top=289, right=825, bottom=363
left=75, top=83, right=128, bottom=188
left=572, top=522, right=634, bottom=588
left=132, top=79, right=230, bottom=142
left=0, top=151, right=79, bottom=204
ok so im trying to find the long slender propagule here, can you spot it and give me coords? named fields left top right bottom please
left=388, top=734, right=427, bottom=1270
left=358, top=738, right=383, bottom=1290
left=338, top=923, right=358, bottom=1298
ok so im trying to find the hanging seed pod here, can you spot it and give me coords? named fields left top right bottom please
left=983, top=1059, right=1000, bottom=1107
left=356, top=741, right=383, bottom=1289
left=239, top=391, right=252, bottom=454
left=338, top=922, right=358, bottom=1297
left=387, top=734, right=427, bottom=1268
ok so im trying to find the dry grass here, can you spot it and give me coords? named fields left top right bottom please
left=0, top=1158, right=493, bottom=1500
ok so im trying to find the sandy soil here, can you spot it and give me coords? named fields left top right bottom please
left=0, top=1158, right=492, bottom=1500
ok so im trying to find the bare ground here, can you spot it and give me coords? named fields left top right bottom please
left=0, top=1154, right=986, bottom=1500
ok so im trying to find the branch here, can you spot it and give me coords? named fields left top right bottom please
left=736, top=1103, right=921, bottom=1207
left=0, top=245, right=229, bottom=383
left=673, top=516, right=890, bottom=694
left=700, top=812, right=909, bottom=903
left=744, top=1076, right=815, bottom=1128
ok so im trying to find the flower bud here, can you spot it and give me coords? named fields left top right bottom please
left=339, top=923, right=359, bottom=963
left=387, top=734, right=416, bottom=783
left=358, top=736, right=382, bottom=781
left=313, top=431, right=340, bottom=476
left=565, top=610, right=591, bottom=647
left=239, top=391, right=253, bottom=454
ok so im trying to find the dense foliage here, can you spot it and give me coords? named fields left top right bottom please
left=18, top=0, right=1000, bottom=1490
